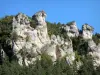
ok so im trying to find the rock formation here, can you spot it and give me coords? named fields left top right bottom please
left=12, top=11, right=50, bottom=66
left=61, top=21, right=79, bottom=37
left=82, top=24, right=94, bottom=39
left=0, top=10, right=100, bottom=67
left=81, top=24, right=100, bottom=66
left=46, top=35, right=75, bottom=64
left=11, top=11, right=75, bottom=66
left=88, top=39, right=100, bottom=66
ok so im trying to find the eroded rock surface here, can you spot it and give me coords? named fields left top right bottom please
left=11, top=11, right=75, bottom=66
left=1, top=10, right=98, bottom=67
left=88, top=40, right=100, bottom=66
left=61, top=21, right=79, bottom=37
left=12, top=11, right=50, bottom=66
left=81, top=24, right=100, bottom=66
left=82, top=24, right=94, bottom=39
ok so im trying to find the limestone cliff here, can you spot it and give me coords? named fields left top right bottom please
left=11, top=11, right=75, bottom=66
left=0, top=10, right=100, bottom=67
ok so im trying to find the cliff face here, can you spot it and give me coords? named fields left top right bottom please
left=11, top=11, right=75, bottom=66
left=0, top=11, right=100, bottom=66
left=12, top=11, right=50, bottom=65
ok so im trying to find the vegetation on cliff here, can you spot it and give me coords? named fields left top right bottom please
left=0, top=15, right=100, bottom=75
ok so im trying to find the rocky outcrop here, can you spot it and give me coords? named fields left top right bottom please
left=45, top=35, right=75, bottom=64
left=82, top=24, right=94, bottom=40
left=0, top=10, right=99, bottom=67
left=61, top=22, right=94, bottom=39
left=61, top=22, right=100, bottom=66
left=12, top=11, right=50, bottom=66
left=61, top=21, right=79, bottom=37
left=88, top=40, right=100, bottom=66
left=32, top=10, right=47, bottom=25
left=11, top=11, right=75, bottom=66
left=81, top=24, right=100, bottom=66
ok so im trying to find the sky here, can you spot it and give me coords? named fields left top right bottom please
left=0, top=0, right=100, bottom=33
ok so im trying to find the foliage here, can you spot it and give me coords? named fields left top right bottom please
left=47, top=22, right=68, bottom=39
left=72, top=37, right=88, bottom=55
left=66, top=21, right=75, bottom=26
left=0, top=53, right=100, bottom=75
left=30, top=20, right=37, bottom=28
left=11, top=32, right=18, bottom=41
left=93, top=33, right=100, bottom=45
left=0, top=16, right=13, bottom=42
left=78, top=55, right=96, bottom=75
left=28, top=17, right=37, bottom=28
left=0, top=54, right=77, bottom=75
left=47, top=22, right=61, bottom=36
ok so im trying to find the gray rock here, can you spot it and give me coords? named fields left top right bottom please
left=12, top=11, right=50, bottom=66
left=11, top=11, right=76, bottom=66
left=88, top=39, right=100, bottom=66
left=48, top=35, right=75, bottom=64
left=32, top=10, right=46, bottom=25
left=61, top=21, right=79, bottom=37
left=82, top=24, right=94, bottom=39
